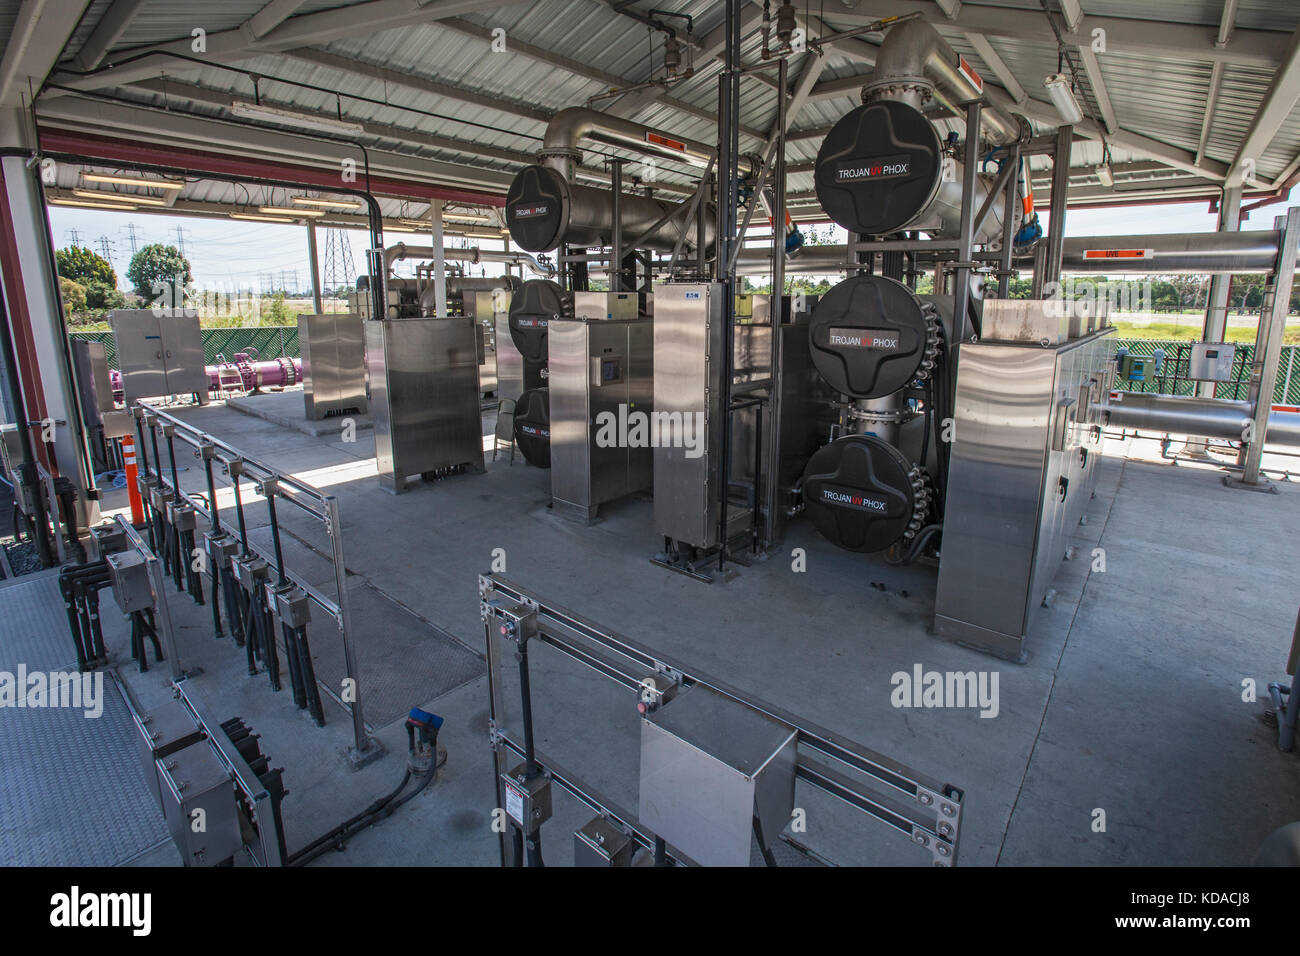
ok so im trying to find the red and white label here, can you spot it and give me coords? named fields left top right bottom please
left=1083, top=248, right=1155, bottom=260
left=645, top=131, right=686, bottom=152
left=958, top=56, right=983, bottom=94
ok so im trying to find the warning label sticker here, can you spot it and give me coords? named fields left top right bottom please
left=1082, top=248, right=1155, bottom=260
left=504, top=781, right=524, bottom=825
left=958, top=56, right=983, bottom=94
left=645, top=131, right=686, bottom=152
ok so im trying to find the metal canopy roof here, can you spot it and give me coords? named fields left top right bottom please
left=2, top=0, right=1299, bottom=225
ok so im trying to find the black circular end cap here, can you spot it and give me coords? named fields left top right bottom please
left=808, top=274, right=929, bottom=398
left=801, top=435, right=915, bottom=553
left=505, top=165, right=569, bottom=252
left=513, top=387, right=551, bottom=468
left=509, top=279, right=567, bottom=363
left=814, top=100, right=942, bottom=236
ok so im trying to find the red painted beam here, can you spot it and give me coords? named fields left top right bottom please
left=37, top=129, right=506, bottom=207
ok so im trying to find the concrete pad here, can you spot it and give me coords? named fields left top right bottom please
left=226, top=389, right=372, bottom=438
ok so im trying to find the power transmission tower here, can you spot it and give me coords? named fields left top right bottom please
left=96, top=235, right=116, bottom=268
left=173, top=226, right=188, bottom=257
left=321, top=227, right=356, bottom=311
left=123, top=223, right=140, bottom=256
left=67, top=228, right=83, bottom=246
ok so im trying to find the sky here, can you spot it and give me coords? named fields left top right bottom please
left=45, top=206, right=496, bottom=294
left=47, top=186, right=1299, bottom=292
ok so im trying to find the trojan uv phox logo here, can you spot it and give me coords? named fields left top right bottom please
left=827, top=327, right=901, bottom=351
left=821, top=486, right=889, bottom=513
left=519, top=425, right=549, bottom=439
left=835, top=153, right=911, bottom=183
left=513, top=318, right=547, bottom=328
left=511, top=204, right=549, bottom=219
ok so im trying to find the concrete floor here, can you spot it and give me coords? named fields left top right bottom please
left=84, top=389, right=1300, bottom=867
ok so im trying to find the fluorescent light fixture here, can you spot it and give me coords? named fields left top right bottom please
left=1043, top=74, right=1084, bottom=126
left=292, top=196, right=363, bottom=210
left=450, top=229, right=511, bottom=240
left=1096, top=163, right=1115, bottom=187
left=232, top=213, right=296, bottom=223
left=258, top=205, right=325, bottom=217
left=49, top=198, right=137, bottom=210
left=443, top=212, right=492, bottom=223
left=81, top=172, right=183, bottom=190
left=73, top=188, right=168, bottom=206
left=383, top=223, right=418, bottom=233
left=231, top=101, right=364, bottom=134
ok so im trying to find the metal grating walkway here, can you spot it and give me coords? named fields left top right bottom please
left=0, top=571, right=169, bottom=866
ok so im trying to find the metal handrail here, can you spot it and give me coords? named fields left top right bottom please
left=134, top=401, right=375, bottom=761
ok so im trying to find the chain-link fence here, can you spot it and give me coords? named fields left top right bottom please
left=1113, top=339, right=1300, bottom=405
left=70, top=325, right=300, bottom=368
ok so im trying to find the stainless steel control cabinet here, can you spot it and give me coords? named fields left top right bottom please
left=549, top=317, right=653, bottom=521
left=652, top=283, right=728, bottom=547
left=494, top=313, right=525, bottom=404
left=109, top=309, right=208, bottom=403
left=464, top=291, right=501, bottom=397
left=639, top=685, right=797, bottom=868
left=299, top=313, right=367, bottom=419
left=935, top=314, right=1117, bottom=660
left=365, top=317, right=485, bottom=493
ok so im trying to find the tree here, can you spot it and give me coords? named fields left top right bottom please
left=85, top=281, right=125, bottom=311
left=58, top=276, right=87, bottom=313
left=126, top=243, right=192, bottom=301
left=55, top=245, right=117, bottom=289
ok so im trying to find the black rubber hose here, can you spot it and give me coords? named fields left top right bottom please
left=287, top=770, right=412, bottom=866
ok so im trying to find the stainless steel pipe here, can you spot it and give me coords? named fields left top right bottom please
left=864, top=19, right=1024, bottom=146
left=540, top=106, right=750, bottom=180
left=384, top=243, right=555, bottom=277
left=1104, top=392, right=1300, bottom=449
left=1058, top=230, right=1286, bottom=275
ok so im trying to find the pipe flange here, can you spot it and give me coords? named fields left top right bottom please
left=537, top=147, right=582, bottom=167
left=913, top=302, right=942, bottom=385
left=847, top=406, right=910, bottom=425
left=862, top=79, right=933, bottom=106
left=902, top=465, right=933, bottom=541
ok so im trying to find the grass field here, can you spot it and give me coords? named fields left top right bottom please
left=1110, top=320, right=1300, bottom=344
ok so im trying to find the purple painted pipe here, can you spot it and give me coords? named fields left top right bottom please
left=109, top=352, right=304, bottom=401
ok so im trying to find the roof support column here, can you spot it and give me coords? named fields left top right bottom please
left=430, top=200, right=447, bottom=318
left=306, top=218, right=323, bottom=314
left=0, top=106, right=99, bottom=539
left=1185, top=185, right=1243, bottom=455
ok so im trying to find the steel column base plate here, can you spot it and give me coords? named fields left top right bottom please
left=345, top=738, right=387, bottom=771
left=1222, top=474, right=1280, bottom=494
